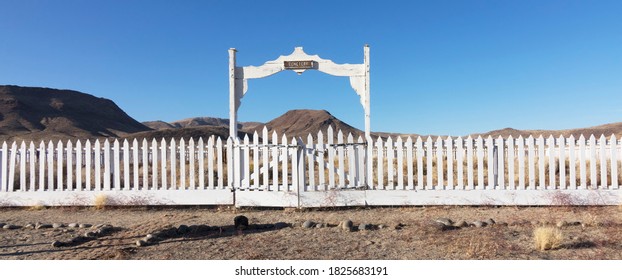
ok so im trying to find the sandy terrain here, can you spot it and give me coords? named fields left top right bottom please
left=0, top=206, right=621, bottom=260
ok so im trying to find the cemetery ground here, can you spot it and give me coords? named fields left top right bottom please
left=0, top=205, right=621, bottom=260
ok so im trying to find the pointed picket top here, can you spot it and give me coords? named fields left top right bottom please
left=1, top=141, right=6, bottom=150
left=20, top=141, right=26, bottom=151
left=415, top=136, right=422, bottom=145
left=216, top=136, right=222, bottom=146
left=206, top=135, right=212, bottom=146
left=610, top=134, right=617, bottom=142
left=197, top=137, right=204, bottom=147
left=272, top=130, right=278, bottom=141
left=307, top=133, right=314, bottom=144
left=29, top=141, right=35, bottom=150
left=357, top=135, right=364, bottom=143
left=337, top=130, right=344, bottom=143
left=38, top=141, right=45, bottom=149
left=131, top=138, right=138, bottom=147
left=466, top=135, right=472, bottom=141
left=262, top=126, right=268, bottom=136
left=253, top=130, right=259, bottom=141
left=599, top=134, right=606, bottom=143
left=486, top=135, right=493, bottom=143
left=281, top=133, right=288, bottom=145
left=375, top=135, right=383, bottom=146
left=497, top=135, right=504, bottom=142
left=396, top=136, right=403, bottom=145
left=589, top=134, right=595, bottom=141
left=327, top=125, right=334, bottom=137
left=547, top=134, right=555, bottom=143
left=290, top=137, right=297, bottom=146
left=406, top=136, right=413, bottom=144
left=568, top=134, right=575, bottom=144
left=426, top=136, right=433, bottom=143
left=317, top=130, right=324, bottom=142
left=113, top=138, right=119, bottom=146
left=386, top=136, right=393, bottom=149
left=347, top=133, right=354, bottom=143
left=507, top=135, right=514, bottom=142
left=476, top=135, right=483, bottom=141
left=243, top=133, right=250, bottom=143
left=578, top=134, right=585, bottom=141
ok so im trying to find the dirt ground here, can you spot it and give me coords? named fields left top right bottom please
left=0, top=205, right=621, bottom=260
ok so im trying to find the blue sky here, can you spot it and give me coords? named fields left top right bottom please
left=1, top=0, right=620, bottom=136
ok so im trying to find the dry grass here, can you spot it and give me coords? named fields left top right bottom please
left=93, top=194, right=108, bottom=210
left=534, top=226, right=564, bottom=251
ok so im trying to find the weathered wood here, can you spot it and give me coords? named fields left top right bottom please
left=337, top=130, right=345, bottom=188
left=1, top=142, right=7, bottom=192
left=8, top=142, right=17, bottom=192
left=161, top=138, right=168, bottom=189
left=348, top=133, right=356, bottom=188
left=142, top=139, right=149, bottom=190
left=123, top=139, right=130, bottom=190
left=466, top=136, right=474, bottom=189
left=436, top=137, right=444, bottom=190
left=281, top=134, right=289, bottom=191
left=447, top=137, right=454, bottom=190
left=262, top=128, right=269, bottom=188
left=377, top=137, right=385, bottom=189
left=86, top=140, right=92, bottom=191
left=29, top=142, right=36, bottom=191
left=517, top=136, right=525, bottom=189
left=486, top=136, right=494, bottom=189
left=589, top=135, right=597, bottom=188
left=57, top=141, right=64, bottom=191
left=113, top=140, right=120, bottom=190
left=386, top=136, right=394, bottom=189
left=527, top=136, right=535, bottom=189
left=599, top=135, right=607, bottom=189
left=252, top=132, right=259, bottom=190
left=20, top=142, right=26, bottom=191
left=243, top=135, right=250, bottom=189
left=537, top=136, right=545, bottom=189
left=579, top=135, right=587, bottom=189
left=426, top=137, right=433, bottom=190
left=416, top=137, right=424, bottom=190
left=170, top=139, right=176, bottom=189
left=327, top=127, right=335, bottom=188
left=198, top=137, right=206, bottom=189
left=307, top=134, right=315, bottom=190
left=318, top=131, right=325, bottom=190
left=611, top=135, right=618, bottom=189
left=38, top=141, right=45, bottom=191
left=271, top=131, right=279, bottom=191
left=456, top=136, right=464, bottom=190
left=76, top=140, right=82, bottom=191
left=395, top=137, right=403, bottom=190
left=133, top=139, right=140, bottom=190
left=558, top=135, right=566, bottom=189
left=151, top=139, right=158, bottom=190
left=180, top=138, right=187, bottom=189
left=548, top=135, right=555, bottom=189
left=406, top=137, right=414, bottom=190
left=507, top=136, right=515, bottom=190
left=216, top=137, right=224, bottom=188
left=95, top=140, right=102, bottom=191
left=568, top=135, right=576, bottom=189
left=476, top=136, right=484, bottom=190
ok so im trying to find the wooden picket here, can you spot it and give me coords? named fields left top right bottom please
left=0, top=131, right=621, bottom=207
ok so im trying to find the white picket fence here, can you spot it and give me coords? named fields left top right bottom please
left=1, top=127, right=621, bottom=207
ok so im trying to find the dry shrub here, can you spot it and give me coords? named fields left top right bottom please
left=94, top=194, right=108, bottom=210
left=534, top=227, right=563, bottom=251
left=28, top=203, right=46, bottom=211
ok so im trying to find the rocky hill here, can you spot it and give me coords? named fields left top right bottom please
left=0, top=85, right=151, bottom=142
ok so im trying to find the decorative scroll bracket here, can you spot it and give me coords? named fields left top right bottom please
left=229, top=46, right=370, bottom=139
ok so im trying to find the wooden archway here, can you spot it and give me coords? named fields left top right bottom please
left=228, top=46, right=370, bottom=139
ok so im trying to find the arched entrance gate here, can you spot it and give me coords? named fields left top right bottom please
left=228, top=46, right=371, bottom=207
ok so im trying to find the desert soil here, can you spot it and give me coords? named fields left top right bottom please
left=0, top=206, right=621, bottom=260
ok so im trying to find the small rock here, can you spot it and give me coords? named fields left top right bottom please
left=143, top=234, right=158, bottom=243
left=556, top=221, right=569, bottom=228
left=234, top=215, right=249, bottom=230
left=274, top=222, right=289, bottom=229
left=393, top=223, right=405, bottom=230
left=177, top=225, right=189, bottom=234
left=78, top=223, right=92, bottom=228
left=35, top=223, right=52, bottom=229
left=24, top=223, right=35, bottom=229
left=571, top=221, right=582, bottom=226
left=378, top=224, right=387, bottom=229
left=497, top=222, right=508, bottom=227
left=509, top=221, right=520, bottom=226
left=84, top=231, right=97, bottom=238
left=68, top=223, right=78, bottom=228
left=95, top=225, right=113, bottom=236
left=52, top=223, right=64, bottom=229
left=358, top=224, right=371, bottom=231
left=365, top=240, right=375, bottom=246
left=315, top=223, right=325, bottom=229
left=472, top=221, right=487, bottom=228
left=302, top=220, right=315, bottom=229
left=0, top=223, right=5, bottom=228
left=435, top=218, right=453, bottom=226
left=485, top=218, right=496, bottom=225
left=51, top=241, right=64, bottom=248
left=136, top=239, right=147, bottom=247
left=341, top=220, right=353, bottom=231
left=530, top=220, right=540, bottom=226
left=431, top=221, right=457, bottom=231
left=91, top=224, right=105, bottom=229
left=454, top=221, right=468, bottom=228
left=3, top=224, right=19, bottom=230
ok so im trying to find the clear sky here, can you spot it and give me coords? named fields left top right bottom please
left=1, top=0, right=620, bottom=136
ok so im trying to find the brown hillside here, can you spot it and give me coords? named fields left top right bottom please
left=0, top=85, right=150, bottom=142
left=474, top=123, right=622, bottom=139
left=263, top=109, right=364, bottom=140
left=124, top=126, right=252, bottom=142
left=143, top=120, right=175, bottom=130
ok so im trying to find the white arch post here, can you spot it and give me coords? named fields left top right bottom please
left=228, top=46, right=371, bottom=139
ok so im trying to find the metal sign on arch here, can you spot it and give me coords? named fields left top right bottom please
left=228, top=46, right=371, bottom=139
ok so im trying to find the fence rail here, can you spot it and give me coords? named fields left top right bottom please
left=1, top=127, right=621, bottom=207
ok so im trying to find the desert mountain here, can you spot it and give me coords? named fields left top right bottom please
left=474, top=123, right=622, bottom=139
left=263, top=109, right=364, bottom=140
left=143, top=117, right=263, bottom=131
left=0, top=85, right=151, bottom=142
